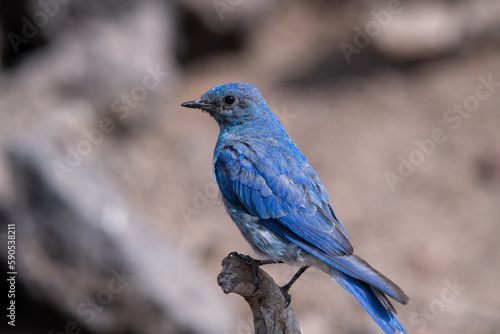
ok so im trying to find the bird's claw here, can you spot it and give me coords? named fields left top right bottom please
left=227, top=251, right=279, bottom=293
left=279, top=265, right=310, bottom=308
left=279, top=285, right=292, bottom=308
left=228, top=251, right=254, bottom=264
left=227, top=251, right=263, bottom=292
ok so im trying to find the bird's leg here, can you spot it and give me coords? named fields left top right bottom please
left=228, top=252, right=282, bottom=292
left=280, top=266, right=310, bottom=308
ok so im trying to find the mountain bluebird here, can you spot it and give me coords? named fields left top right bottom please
left=182, top=83, right=409, bottom=334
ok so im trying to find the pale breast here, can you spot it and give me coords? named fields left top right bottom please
left=224, top=203, right=311, bottom=267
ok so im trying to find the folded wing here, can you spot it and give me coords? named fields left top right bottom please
left=214, top=144, right=353, bottom=257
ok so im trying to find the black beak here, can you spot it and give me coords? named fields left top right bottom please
left=181, top=99, right=212, bottom=110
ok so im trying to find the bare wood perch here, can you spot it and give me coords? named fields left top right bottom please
left=217, top=255, right=302, bottom=334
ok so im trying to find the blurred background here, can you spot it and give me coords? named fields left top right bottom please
left=1, top=0, right=500, bottom=333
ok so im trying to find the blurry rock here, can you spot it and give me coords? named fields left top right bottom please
left=0, top=0, right=48, bottom=67
left=278, top=0, right=500, bottom=89
left=279, top=46, right=415, bottom=90
left=370, top=2, right=464, bottom=60
left=1, top=0, right=169, bottom=68
left=366, top=1, right=500, bottom=60
left=0, top=0, right=177, bottom=134
left=0, top=138, right=233, bottom=334
left=1, top=0, right=275, bottom=66
left=175, top=0, right=276, bottom=63
left=177, top=0, right=274, bottom=33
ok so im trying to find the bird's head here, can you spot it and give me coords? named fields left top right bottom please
left=181, top=83, right=269, bottom=128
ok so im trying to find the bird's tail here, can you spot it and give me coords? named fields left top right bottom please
left=329, top=265, right=407, bottom=334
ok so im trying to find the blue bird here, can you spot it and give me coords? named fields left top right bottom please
left=181, top=83, right=409, bottom=334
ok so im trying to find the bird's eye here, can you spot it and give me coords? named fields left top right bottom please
left=224, top=95, right=235, bottom=105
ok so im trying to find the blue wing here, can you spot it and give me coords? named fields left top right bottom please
left=214, top=143, right=353, bottom=257
left=214, top=143, right=409, bottom=307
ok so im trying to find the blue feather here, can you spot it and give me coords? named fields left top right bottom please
left=184, top=82, right=409, bottom=334
left=330, top=266, right=407, bottom=334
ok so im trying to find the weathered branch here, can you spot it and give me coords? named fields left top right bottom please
left=217, top=255, right=302, bottom=334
